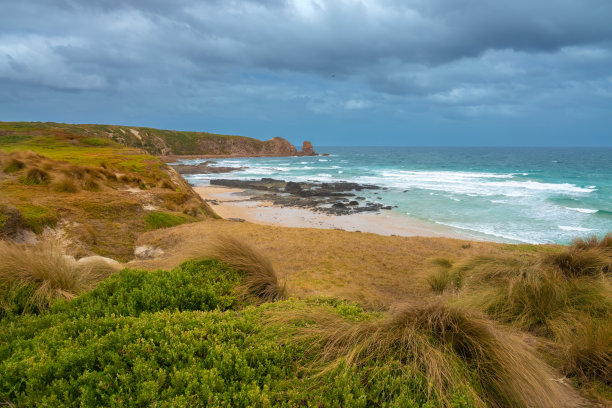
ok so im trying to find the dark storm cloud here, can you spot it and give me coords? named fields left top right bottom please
left=1, top=0, right=611, bottom=144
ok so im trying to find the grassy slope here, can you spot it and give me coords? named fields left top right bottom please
left=0, top=122, right=216, bottom=261
left=0, top=121, right=282, bottom=156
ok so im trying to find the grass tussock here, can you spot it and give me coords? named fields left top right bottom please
left=467, top=268, right=610, bottom=334
left=545, top=244, right=611, bottom=278
left=550, top=315, right=612, bottom=386
left=0, top=240, right=119, bottom=316
left=571, top=233, right=612, bottom=253
left=543, top=233, right=612, bottom=278
left=21, top=167, right=50, bottom=185
left=453, top=241, right=612, bottom=332
left=205, top=234, right=286, bottom=303
left=51, top=176, right=80, bottom=193
left=81, top=175, right=101, bottom=191
left=3, top=158, right=25, bottom=173
left=277, top=300, right=569, bottom=408
left=426, top=257, right=458, bottom=293
left=437, top=236, right=612, bottom=397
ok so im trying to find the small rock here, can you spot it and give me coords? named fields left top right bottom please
left=228, top=217, right=245, bottom=222
left=134, top=245, right=164, bottom=260
left=78, top=256, right=121, bottom=268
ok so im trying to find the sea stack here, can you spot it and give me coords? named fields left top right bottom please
left=298, top=141, right=316, bottom=156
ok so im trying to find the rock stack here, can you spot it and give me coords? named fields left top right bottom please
left=298, top=141, right=316, bottom=156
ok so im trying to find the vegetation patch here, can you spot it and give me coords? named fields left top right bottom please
left=16, top=204, right=57, bottom=233
left=145, top=211, right=190, bottom=230
left=433, top=235, right=612, bottom=397
left=3, top=158, right=24, bottom=173
left=0, top=259, right=471, bottom=407
left=0, top=205, right=27, bottom=238
left=204, top=234, right=287, bottom=303
left=81, top=137, right=113, bottom=146
left=20, top=167, right=50, bottom=185
left=0, top=254, right=580, bottom=408
left=0, top=240, right=118, bottom=318
left=51, top=176, right=80, bottom=193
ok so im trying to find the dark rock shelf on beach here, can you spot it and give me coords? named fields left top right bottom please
left=210, top=178, right=388, bottom=215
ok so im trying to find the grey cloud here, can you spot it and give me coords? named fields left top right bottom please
left=0, top=0, right=611, bottom=137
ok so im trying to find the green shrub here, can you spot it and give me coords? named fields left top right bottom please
left=145, top=211, right=189, bottom=230
left=54, top=260, right=243, bottom=318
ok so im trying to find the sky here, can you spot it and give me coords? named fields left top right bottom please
left=1, top=0, right=611, bottom=146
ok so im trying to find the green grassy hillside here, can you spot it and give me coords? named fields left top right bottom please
left=0, top=121, right=296, bottom=156
left=0, top=122, right=217, bottom=261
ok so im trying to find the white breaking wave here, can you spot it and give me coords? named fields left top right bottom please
left=351, top=170, right=596, bottom=197
left=564, top=207, right=598, bottom=214
left=558, top=225, right=595, bottom=232
left=435, top=221, right=542, bottom=244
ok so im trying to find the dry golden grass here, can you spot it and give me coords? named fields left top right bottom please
left=427, top=239, right=612, bottom=400
left=51, top=176, right=80, bottom=193
left=545, top=247, right=611, bottom=277
left=0, top=240, right=120, bottom=313
left=22, top=167, right=50, bottom=185
left=268, top=299, right=571, bottom=408
left=572, top=233, right=612, bottom=253
left=426, top=257, right=458, bottom=293
left=550, top=314, right=612, bottom=386
left=131, top=218, right=504, bottom=308
left=201, top=234, right=286, bottom=302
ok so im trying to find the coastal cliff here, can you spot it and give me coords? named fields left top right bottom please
left=97, top=124, right=315, bottom=157
left=0, top=121, right=315, bottom=158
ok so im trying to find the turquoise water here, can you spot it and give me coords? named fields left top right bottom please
left=182, top=147, right=612, bottom=244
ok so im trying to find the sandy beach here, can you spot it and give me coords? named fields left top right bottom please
left=194, top=185, right=470, bottom=239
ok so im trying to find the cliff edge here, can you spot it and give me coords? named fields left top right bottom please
left=103, top=125, right=314, bottom=157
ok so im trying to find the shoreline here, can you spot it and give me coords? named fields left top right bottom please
left=193, top=185, right=471, bottom=239
left=161, top=153, right=319, bottom=162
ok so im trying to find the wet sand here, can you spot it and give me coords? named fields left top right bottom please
left=194, top=185, right=470, bottom=239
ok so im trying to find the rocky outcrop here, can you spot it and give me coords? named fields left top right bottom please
left=209, top=178, right=390, bottom=215
left=298, top=141, right=316, bottom=156
left=261, top=137, right=298, bottom=156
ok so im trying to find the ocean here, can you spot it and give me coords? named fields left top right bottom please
left=182, top=147, right=612, bottom=245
